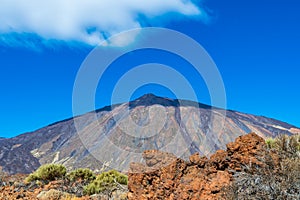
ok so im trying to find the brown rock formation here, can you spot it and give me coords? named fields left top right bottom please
left=128, top=132, right=273, bottom=200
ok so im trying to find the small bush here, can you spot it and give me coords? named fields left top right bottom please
left=266, top=134, right=300, bottom=158
left=26, top=164, right=66, bottom=182
left=265, top=137, right=276, bottom=149
left=37, top=189, right=76, bottom=200
left=25, top=173, right=39, bottom=182
left=84, top=170, right=128, bottom=195
left=67, top=168, right=96, bottom=182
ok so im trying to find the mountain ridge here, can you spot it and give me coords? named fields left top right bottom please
left=0, top=94, right=299, bottom=174
left=5, top=93, right=296, bottom=139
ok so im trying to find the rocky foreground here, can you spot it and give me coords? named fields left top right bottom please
left=128, top=133, right=300, bottom=200
left=1, top=132, right=299, bottom=199
left=128, top=133, right=264, bottom=199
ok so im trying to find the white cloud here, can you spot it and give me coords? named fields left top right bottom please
left=0, top=0, right=207, bottom=47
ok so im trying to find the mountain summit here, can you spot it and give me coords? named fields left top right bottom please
left=129, top=93, right=179, bottom=107
left=0, top=94, right=299, bottom=174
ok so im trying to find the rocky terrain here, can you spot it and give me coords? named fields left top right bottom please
left=127, top=132, right=300, bottom=199
left=0, top=132, right=299, bottom=199
left=1, top=94, right=299, bottom=175
left=127, top=133, right=265, bottom=199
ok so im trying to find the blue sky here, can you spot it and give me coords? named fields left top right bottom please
left=0, top=0, right=300, bottom=138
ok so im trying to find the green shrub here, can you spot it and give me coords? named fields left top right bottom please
left=265, top=138, right=276, bottom=149
left=67, top=168, right=96, bottom=182
left=25, top=164, right=66, bottom=182
left=25, top=173, right=39, bottom=182
left=84, top=170, right=128, bottom=195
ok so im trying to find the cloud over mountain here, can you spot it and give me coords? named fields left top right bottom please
left=0, top=0, right=206, bottom=47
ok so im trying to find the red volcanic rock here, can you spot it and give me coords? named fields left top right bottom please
left=128, top=132, right=272, bottom=200
left=226, top=132, right=267, bottom=171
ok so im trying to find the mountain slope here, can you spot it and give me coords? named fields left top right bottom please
left=0, top=94, right=299, bottom=174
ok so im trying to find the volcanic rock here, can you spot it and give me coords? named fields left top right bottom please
left=128, top=132, right=275, bottom=200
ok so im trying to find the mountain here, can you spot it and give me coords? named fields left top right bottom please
left=0, top=94, right=299, bottom=175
